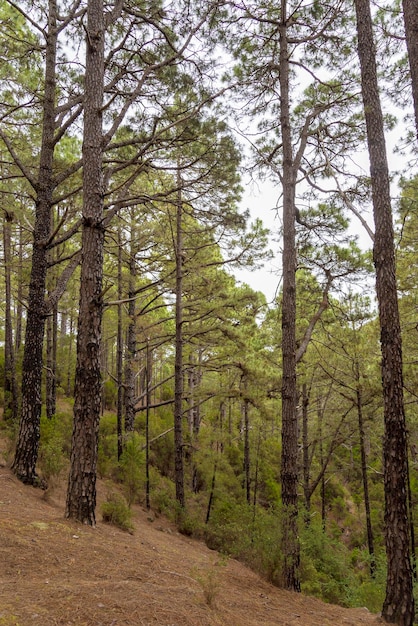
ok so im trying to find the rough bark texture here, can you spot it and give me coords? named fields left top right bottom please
left=302, top=384, right=310, bottom=514
left=124, top=220, right=137, bottom=434
left=243, top=395, right=251, bottom=505
left=116, top=224, right=123, bottom=460
left=12, top=0, right=57, bottom=485
left=145, top=340, right=151, bottom=510
left=402, top=0, right=418, bottom=141
left=46, top=306, right=58, bottom=419
left=65, top=0, right=104, bottom=525
left=354, top=0, right=415, bottom=622
left=279, top=0, right=300, bottom=592
left=3, top=212, right=18, bottom=423
left=356, top=366, right=375, bottom=576
left=15, top=224, right=24, bottom=352
left=174, top=175, right=185, bottom=508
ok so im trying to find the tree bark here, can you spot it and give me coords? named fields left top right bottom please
left=65, top=0, right=105, bottom=525
left=354, top=0, right=414, bottom=621
left=124, top=216, right=137, bottom=434
left=46, top=305, right=58, bottom=419
left=302, top=383, right=310, bottom=516
left=12, top=0, right=58, bottom=485
left=15, top=223, right=24, bottom=353
left=145, top=338, right=151, bottom=510
left=402, top=0, right=418, bottom=141
left=355, top=360, right=375, bottom=576
left=174, top=168, right=185, bottom=509
left=116, top=223, right=123, bottom=460
left=3, top=211, right=18, bottom=422
left=279, top=0, right=300, bottom=592
left=243, top=390, right=251, bottom=505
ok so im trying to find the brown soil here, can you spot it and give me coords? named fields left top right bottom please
left=0, top=445, right=383, bottom=626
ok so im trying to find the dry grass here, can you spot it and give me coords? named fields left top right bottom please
left=0, top=440, right=382, bottom=626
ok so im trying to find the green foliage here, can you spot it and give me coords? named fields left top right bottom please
left=119, top=432, right=145, bottom=507
left=38, top=415, right=68, bottom=481
left=177, top=507, right=204, bottom=537
left=147, top=467, right=176, bottom=517
left=300, top=519, right=356, bottom=606
left=103, top=380, right=117, bottom=410
left=204, top=501, right=283, bottom=585
left=97, top=413, right=118, bottom=479
left=101, top=491, right=134, bottom=533
left=191, top=562, right=227, bottom=608
left=345, top=549, right=386, bottom=612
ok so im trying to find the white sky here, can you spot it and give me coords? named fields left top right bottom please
left=233, top=121, right=412, bottom=305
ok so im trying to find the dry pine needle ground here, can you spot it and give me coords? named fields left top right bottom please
left=0, top=447, right=382, bottom=626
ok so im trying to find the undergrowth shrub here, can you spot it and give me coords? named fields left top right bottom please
left=177, top=506, right=204, bottom=537
left=38, top=414, right=67, bottom=481
left=191, top=561, right=227, bottom=608
left=148, top=467, right=176, bottom=517
left=97, top=413, right=118, bottom=479
left=344, top=549, right=386, bottom=612
left=300, top=518, right=356, bottom=606
left=101, top=490, right=133, bottom=533
left=204, top=500, right=283, bottom=584
left=119, top=432, right=145, bottom=506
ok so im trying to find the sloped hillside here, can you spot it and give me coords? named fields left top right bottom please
left=0, top=447, right=383, bottom=626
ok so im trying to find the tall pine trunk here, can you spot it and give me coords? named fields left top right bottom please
left=46, top=305, right=58, bottom=419
left=402, top=0, right=418, bottom=141
left=124, top=216, right=137, bottom=434
left=3, top=210, right=18, bottom=422
left=116, top=223, right=123, bottom=460
left=15, top=223, right=24, bottom=353
left=354, top=0, right=414, bottom=621
left=12, top=0, right=58, bottom=484
left=301, top=383, right=310, bottom=517
left=355, top=358, right=376, bottom=576
left=65, top=0, right=105, bottom=525
left=243, top=394, right=251, bottom=505
left=174, top=169, right=185, bottom=509
left=279, top=0, right=300, bottom=592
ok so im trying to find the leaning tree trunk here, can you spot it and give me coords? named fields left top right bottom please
left=354, top=0, right=415, bottom=622
left=279, top=0, right=300, bottom=592
left=12, top=0, right=58, bottom=484
left=65, top=0, right=105, bottom=525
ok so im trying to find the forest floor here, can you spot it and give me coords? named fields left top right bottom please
left=0, top=436, right=383, bottom=626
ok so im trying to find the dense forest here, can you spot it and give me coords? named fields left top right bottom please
left=1, top=0, right=418, bottom=623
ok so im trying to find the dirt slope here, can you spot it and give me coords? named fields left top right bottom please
left=0, top=455, right=382, bottom=626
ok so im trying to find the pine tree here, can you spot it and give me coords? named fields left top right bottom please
left=354, top=0, right=415, bottom=621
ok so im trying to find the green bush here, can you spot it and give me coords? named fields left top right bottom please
left=103, top=380, right=117, bottom=410
left=119, top=432, right=145, bottom=506
left=101, top=491, right=134, bottom=533
left=177, top=508, right=204, bottom=537
left=97, top=413, right=118, bottom=479
left=191, top=563, right=226, bottom=608
left=38, top=415, right=66, bottom=481
left=300, top=518, right=355, bottom=606
left=345, top=549, right=386, bottom=612
left=148, top=467, right=176, bottom=517
left=204, top=500, right=283, bottom=584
